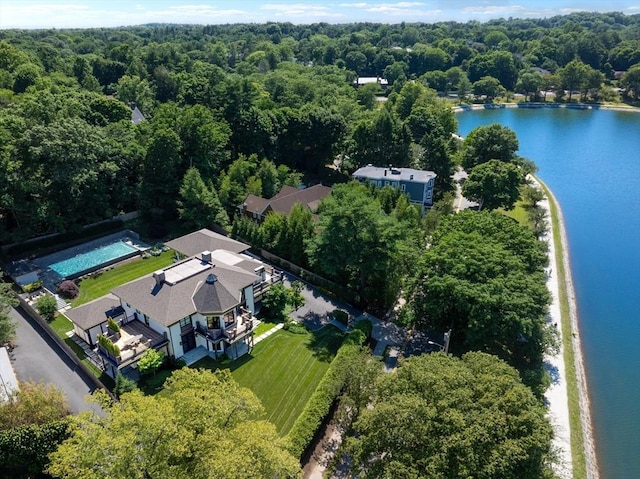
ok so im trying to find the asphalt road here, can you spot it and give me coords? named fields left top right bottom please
left=9, top=307, right=102, bottom=414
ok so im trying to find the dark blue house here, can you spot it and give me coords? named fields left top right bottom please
left=353, top=165, right=437, bottom=215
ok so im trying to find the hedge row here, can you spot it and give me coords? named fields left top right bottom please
left=284, top=320, right=371, bottom=459
left=2, top=217, right=125, bottom=258
left=0, top=419, right=71, bottom=477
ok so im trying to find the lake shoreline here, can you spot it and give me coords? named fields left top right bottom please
left=453, top=102, right=640, bottom=113
left=538, top=178, right=599, bottom=479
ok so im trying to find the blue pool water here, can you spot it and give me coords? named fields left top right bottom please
left=457, top=107, right=640, bottom=479
left=49, top=241, right=137, bottom=278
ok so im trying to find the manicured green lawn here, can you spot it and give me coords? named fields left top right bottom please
left=50, top=313, right=74, bottom=337
left=500, top=200, right=529, bottom=226
left=193, top=326, right=345, bottom=435
left=72, top=250, right=174, bottom=306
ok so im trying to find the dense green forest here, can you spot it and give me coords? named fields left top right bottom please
left=0, top=12, right=638, bottom=245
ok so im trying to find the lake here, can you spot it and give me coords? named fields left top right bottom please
left=457, top=107, right=640, bottom=479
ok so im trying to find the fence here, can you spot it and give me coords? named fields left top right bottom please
left=259, top=249, right=358, bottom=304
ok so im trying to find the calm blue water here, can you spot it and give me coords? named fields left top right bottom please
left=457, top=107, right=640, bottom=479
left=49, top=241, right=136, bottom=277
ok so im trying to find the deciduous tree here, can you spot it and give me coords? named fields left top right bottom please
left=462, top=159, right=524, bottom=210
left=47, top=369, right=300, bottom=479
left=136, top=348, right=164, bottom=377
left=461, top=123, right=519, bottom=171
left=404, top=211, right=553, bottom=394
left=348, top=352, right=554, bottom=479
left=307, top=183, right=402, bottom=309
left=0, top=381, right=69, bottom=429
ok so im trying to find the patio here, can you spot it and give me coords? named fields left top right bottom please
left=97, top=318, right=168, bottom=370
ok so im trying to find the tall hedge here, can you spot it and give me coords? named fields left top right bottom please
left=284, top=320, right=370, bottom=458
left=0, top=419, right=71, bottom=477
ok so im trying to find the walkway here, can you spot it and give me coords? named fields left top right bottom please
left=254, top=322, right=284, bottom=343
left=535, top=182, right=573, bottom=479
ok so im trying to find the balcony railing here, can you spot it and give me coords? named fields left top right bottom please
left=253, top=270, right=284, bottom=297
left=195, top=314, right=256, bottom=344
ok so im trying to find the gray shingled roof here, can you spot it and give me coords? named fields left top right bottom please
left=165, top=229, right=249, bottom=257
left=111, top=256, right=259, bottom=327
left=352, top=166, right=436, bottom=183
left=268, top=184, right=331, bottom=215
left=192, top=278, right=240, bottom=314
left=65, top=294, right=122, bottom=331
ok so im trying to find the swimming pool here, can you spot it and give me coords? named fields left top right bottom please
left=49, top=241, right=138, bottom=278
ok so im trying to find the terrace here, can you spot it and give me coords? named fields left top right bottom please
left=97, top=317, right=168, bottom=369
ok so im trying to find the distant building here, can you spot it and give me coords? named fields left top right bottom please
left=131, top=105, right=145, bottom=125
left=0, top=347, right=19, bottom=402
left=238, top=184, right=332, bottom=223
left=353, top=165, right=437, bottom=215
left=353, top=76, right=389, bottom=88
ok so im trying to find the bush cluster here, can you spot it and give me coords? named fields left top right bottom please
left=0, top=419, right=70, bottom=477
left=22, top=281, right=43, bottom=294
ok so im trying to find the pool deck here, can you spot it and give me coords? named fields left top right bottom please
left=6, top=230, right=149, bottom=291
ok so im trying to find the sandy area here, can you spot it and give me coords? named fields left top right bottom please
left=535, top=178, right=600, bottom=479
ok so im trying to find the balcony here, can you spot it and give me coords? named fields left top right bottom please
left=253, top=269, right=284, bottom=298
left=195, top=309, right=256, bottom=344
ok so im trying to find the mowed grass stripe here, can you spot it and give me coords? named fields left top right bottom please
left=268, top=348, right=321, bottom=431
left=72, top=251, right=174, bottom=306
left=219, top=326, right=343, bottom=435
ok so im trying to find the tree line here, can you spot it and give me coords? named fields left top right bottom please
left=0, top=12, right=639, bottom=242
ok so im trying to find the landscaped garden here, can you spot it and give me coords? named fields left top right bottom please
left=193, top=325, right=345, bottom=435
left=71, top=250, right=174, bottom=306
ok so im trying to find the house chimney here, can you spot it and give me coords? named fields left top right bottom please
left=202, top=250, right=212, bottom=264
left=153, top=270, right=165, bottom=285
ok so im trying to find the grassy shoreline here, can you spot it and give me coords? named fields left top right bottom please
left=537, top=177, right=596, bottom=479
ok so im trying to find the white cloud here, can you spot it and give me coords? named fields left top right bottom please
left=260, top=3, right=343, bottom=18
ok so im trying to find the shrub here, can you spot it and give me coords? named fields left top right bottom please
left=113, top=373, right=137, bottom=399
left=0, top=419, right=70, bottom=478
left=107, top=316, right=120, bottom=333
left=36, top=295, right=57, bottom=322
left=283, top=321, right=308, bottom=335
left=352, top=317, right=373, bottom=339
left=57, top=280, right=79, bottom=299
left=22, top=281, right=43, bottom=294
left=97, top=334, right=121, bottom=358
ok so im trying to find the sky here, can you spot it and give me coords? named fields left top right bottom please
left=0, top=1, right=638, bottom=29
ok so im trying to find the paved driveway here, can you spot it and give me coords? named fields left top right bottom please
left=9, top=307, right=102, bottom=414
left=284, top=273, right=360, bottom=331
